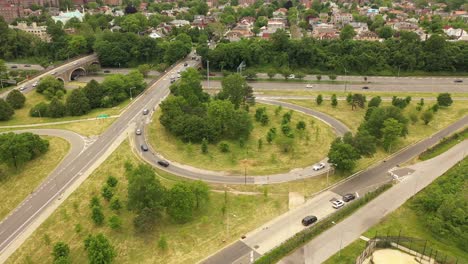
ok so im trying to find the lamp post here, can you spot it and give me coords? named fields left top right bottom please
left=129, top=86, right=135, bottom=100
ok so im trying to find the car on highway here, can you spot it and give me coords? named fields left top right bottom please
left=302, top=215, right=317, bottom=226
left=11, top=65, right=17, bottom=69
left=24, top=64, right=31, bottom=67
left=32, top=81, right=38, bottom=87
left=19, top=86, right=26, bottom=91
left=157, top=160, right=170, bottom=167
left=312, top=163, right=325, bottom=171
left=135, top=129, right=142, bottom=135
left=362, top=86, right=369, bottom=89
left=103, top=70, right=111, bottom=73
left=140, top=144, right=148, bottom=151
left=306, top=84, right=313, bottom=88
left=342, top=193, right=356, bottom=202
left=142, top=109, right=149, bottom=115
left=184, top=62, right=188, bottom=67
left=454, top=79, right=463, bottom=83
left=287, top=74, right=295, bottom=79
left=332, top=200, right=345, bottom=209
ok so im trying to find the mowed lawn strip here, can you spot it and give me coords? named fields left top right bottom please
left=7, top=140, right=288, bottom=264
left=0, top=136, right=69, bottom=220
left=148, top=103, right=335, bottom=175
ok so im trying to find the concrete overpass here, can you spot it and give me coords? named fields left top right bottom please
left=51, top=54, right=100, bottom=83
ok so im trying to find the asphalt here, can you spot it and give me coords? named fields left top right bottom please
left=199, top=116, right=468, bottom=264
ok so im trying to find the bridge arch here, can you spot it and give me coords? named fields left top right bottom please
left=69, top=67, right=86, bottom=81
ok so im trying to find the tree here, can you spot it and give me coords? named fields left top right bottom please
left=107, top=176, right=118, bottom=187
left=82, top=80, right=105, bottom=109
left=316, top=75, right=322, bottom=81
left=362, top=106, right=408, bottom=140
left=267, top=69, right=276, bottom=79
left=391, top=96, right=409, bottom=109
left=331, top=94, right=338, bottom=107
left=421, top=110, right=434, bottom=125
left=316, top=94, right=323, bottom=105
left=0, top=59, right=7, bottom=88
left=0, top=132, right=49, bottom=169
left=137, top=64, right=151, bottom=77
left=353, top=129, right=377, bottom=157
left=258, top=138, right=263, bottom=150
left=201, top=138, right=208, bottom=154
left=36, top=76, right=66, bottom=99
left=377, top=26, right=394, bottom=39
left=84, top=234, right=116, bottom=264
left=437, top=93, right=452, bottom=107
left=6, top=90, right=26, bottom=109
left=219, top=74, right=251, bottom=109
left=52, top=242, right=70, bottom=263
left=91, top=206, right=104, bottom=225
left=340, top=25, right=356, bottom=40
left=295, top=72, right=305, bottom=80
left=158, top=235, right=168, bottom=251
left=101, top=184, right=114, bottom=201
left=127, top=164, right=165, bottom=215
left=242, top=69, right=257, bottom=80
left=30, top=102, right=49, bottom=118
left=219, top=141, right=230, bottom=152
left=329, top=74, right=337, bottom=81
left=167, top=183, right=196, bottom=223
left=296, top=121, right=306, bottom=130
left=110, top=198, right=121, bottom=211
left=190, top=180, right=210, bottom=209
left=66, top=89, right=91, bottom=116
left=327, top=139, right=360, bottom=171
left=351, top=93, right=366, bottom=110
left=346, top=93, right=352, bottom=104
left=281, top=67, right=292, bottom=80
left=381, top=118, right=404, bottom=152
left=48, top=98, right=66, bottom=118
left=368, top=96, right=382, bottom=108
left=133, top=207, right=157, bottom=233
left=0, top=99, right=14, bottom=121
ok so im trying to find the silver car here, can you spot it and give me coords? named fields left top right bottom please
left=312, top=163, right=325, bottom=171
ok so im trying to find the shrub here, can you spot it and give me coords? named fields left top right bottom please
left=296, top=121, right=306, bottom=130
left=437, top=93, right=452, bottom=107
left=101, top=184, right=114, bottom=201
left=158, top=235, right=168, bottom=251
left=106, top=176, right=118, bottom=187
left=110, top=198, right=122, bottom=211
left=6, top=89, right=26, bottom=109
left=108, top=215, right=122, bottom=230
left=331, top=94, right=338, bottom=107
left=219, top=141, right=230, bottom=153
left=201, top=138, right=208, bottom=154
left=368, top=96, right=382, bottom=108
left=316, top=94, right=323, bottom=105
left=91, top=206, right=104, bottom=225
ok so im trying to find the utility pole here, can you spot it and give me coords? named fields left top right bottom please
left=129, top=86, right=135, bottom=100
left=207, top=60, right=210, bottom=90
left=344, top=67, right=348, bottom=92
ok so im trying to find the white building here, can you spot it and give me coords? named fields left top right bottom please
left=51, top=9, right=84, bottom=25
left=9, top=22, right=51, bottom=42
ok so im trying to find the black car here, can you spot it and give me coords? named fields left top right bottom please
left=362, top=86, right=369, bottom=89
left=302, top=215, right=317, bottom=226
left=342, top=193, right=356, bottom=202
left=454, top=79, right=463, bottom=83
left=11, top=65, right=18, bottom=68
left=24, top=64, right=31, bottom=67
left=103, top=70, right=111, bottom=73
left=184, top=62, right=188, bottom=67
left=157, top=160, right=170, bottom=167
left=140, top=144, right=149, bottom=151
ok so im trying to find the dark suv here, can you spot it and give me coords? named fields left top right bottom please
left=342, top=193, right=356, bottom=202
left=157, top=160, right=170, bottom=167
left=302, top=215, right=317, bottom=226
left=140, top=144, right=148, bottom=151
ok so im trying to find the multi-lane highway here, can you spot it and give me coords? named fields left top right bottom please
left=0, top=56, right=197, bottom=259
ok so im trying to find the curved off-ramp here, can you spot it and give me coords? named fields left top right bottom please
left=135, top=99, right=351, bottom=184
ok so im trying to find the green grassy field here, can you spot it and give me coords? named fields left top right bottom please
left=6, top=140, right=289, bottom=264
left=419, top=128, right=468, bottom=161
left=147, top=103, right=335, bottom=175
left=0, top=136, right=69, bottom=220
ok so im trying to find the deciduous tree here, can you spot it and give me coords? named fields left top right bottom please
left=6, top=89, right=26, bottom=109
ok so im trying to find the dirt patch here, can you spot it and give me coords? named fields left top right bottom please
left=288, top=192, right=305, bottom=209
left=363, top=249, right=422, bottom=264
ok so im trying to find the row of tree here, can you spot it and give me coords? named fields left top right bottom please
left=29, top=72, right=145, bottom=118
left=0, top=89, right=26, bottom=121
left=201, top=30, right=467, bottom=74
left=160, top=69, right=254, bottom=143
left=0, top=132, right=49, bottom=170
left=52, top=234, right=116, bottom=264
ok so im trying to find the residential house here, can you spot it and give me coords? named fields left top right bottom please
left=355, top=30, right=379, bottom=41
left=239, top=0, right=255, bottom=6
left=392, top=21, right=419, bottom=31
left=332, top=12, right=353, bottom=25
left=169, top=19, right=190, bottom=28
left=272, top=8, right=287, bottom=18
left=348, top=22, right=368, bottom=34
left=312, top=23, right=337, bottom=38
left=443, top=26, right=468, bottom=41
left=226, top=23, right=253, bottom=42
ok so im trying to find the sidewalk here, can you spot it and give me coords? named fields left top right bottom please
left=280, top=140, right=468, bottom=264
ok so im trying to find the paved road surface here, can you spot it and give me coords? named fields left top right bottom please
left=200, top=116, right=468, bottom=264
left=203, top=79, right=468, bottom=93
left=0, top=56, right=197, bottom=259
left=280, top=139, right=468, bottom=264
left=5, top=63, right=44, bottom=71
left=133, top=98, right=350, bottom=184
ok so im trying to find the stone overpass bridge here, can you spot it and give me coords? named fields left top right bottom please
left=52, top=54, right=100, bottom=83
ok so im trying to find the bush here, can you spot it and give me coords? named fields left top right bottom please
left=201, top=138, right=208, bottom=154
left=90, top=196, right=101, bottom=209
left=106, top=176, right=118, bottom=187
left=158, top=235, right=168, bottom=251
left=30, top=102, right=49, bottom=117
left=431, top=104, right=439, bottom=112
left=281, top=124, right=291, bottom=135
left=52, top=242, right=70, bottom=261
left=368, top=96, right=382, bottom=108
left=296, top=121, right=306, bottom=130
left=316, top=94, right=323, bottom=105
left=110, top=198, right=122, bottom=211
left=421, top=110, right=434, bottom=125
left=328, top=74, right=337, bottom=81
left=6, top=89, right=26, bottom=109
left=331, top=94, right=338, bottom=107
left=0, top=99, right=14, bottom=121
left=91, top=206, right=104, bottom=225
left=437, top=93, right=452, bottom=107
left=101, top=184, right=114, bottom=201
left=316, top=75, right=322, bottom=81
left=108, top=215, right=122, bottom=230
left=219, top=141, right=230, bottom=153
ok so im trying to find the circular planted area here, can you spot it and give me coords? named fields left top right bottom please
left=148, top=103, right=335, bottom=175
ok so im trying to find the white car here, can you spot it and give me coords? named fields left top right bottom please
left=19, top=86, right=26, bottom=91
left=332, top=200, right=345, bottom=209
left=287, top=74, right=295, bottom=79
left=32, top=81, right=38, bottom=87
left=306, top=84, right=313, bottom=88
left=312, top=163, right=325, bottom=171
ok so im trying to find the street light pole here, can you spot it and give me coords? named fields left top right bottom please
left=344, top=67, right=347, bottom=92
left=129, top=86, right=135, bottom=100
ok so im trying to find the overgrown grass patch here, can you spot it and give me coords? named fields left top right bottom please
left=7, top=140, right=289, bottom=264
left=419, top=127, right=468, bottom=161
left=148, top=103, right=335, bottom=175
left=0, top=136, right=69, bottom=220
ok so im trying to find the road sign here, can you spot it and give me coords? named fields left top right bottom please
left=97, top=114, right=109, bottom=119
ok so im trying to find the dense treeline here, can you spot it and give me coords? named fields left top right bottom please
left=411, top=159, right=468, bottom=252
left=0, top=132, right=49, bottom=170
left=202, top=30, right=468, bottom=74
left=160, top=69, right=254, bottom=143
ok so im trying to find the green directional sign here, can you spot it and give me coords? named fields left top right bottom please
left=97, top=114, right=109, bottom=119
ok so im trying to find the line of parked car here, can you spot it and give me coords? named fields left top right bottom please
left=302, top=193, right=356, bottom=227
